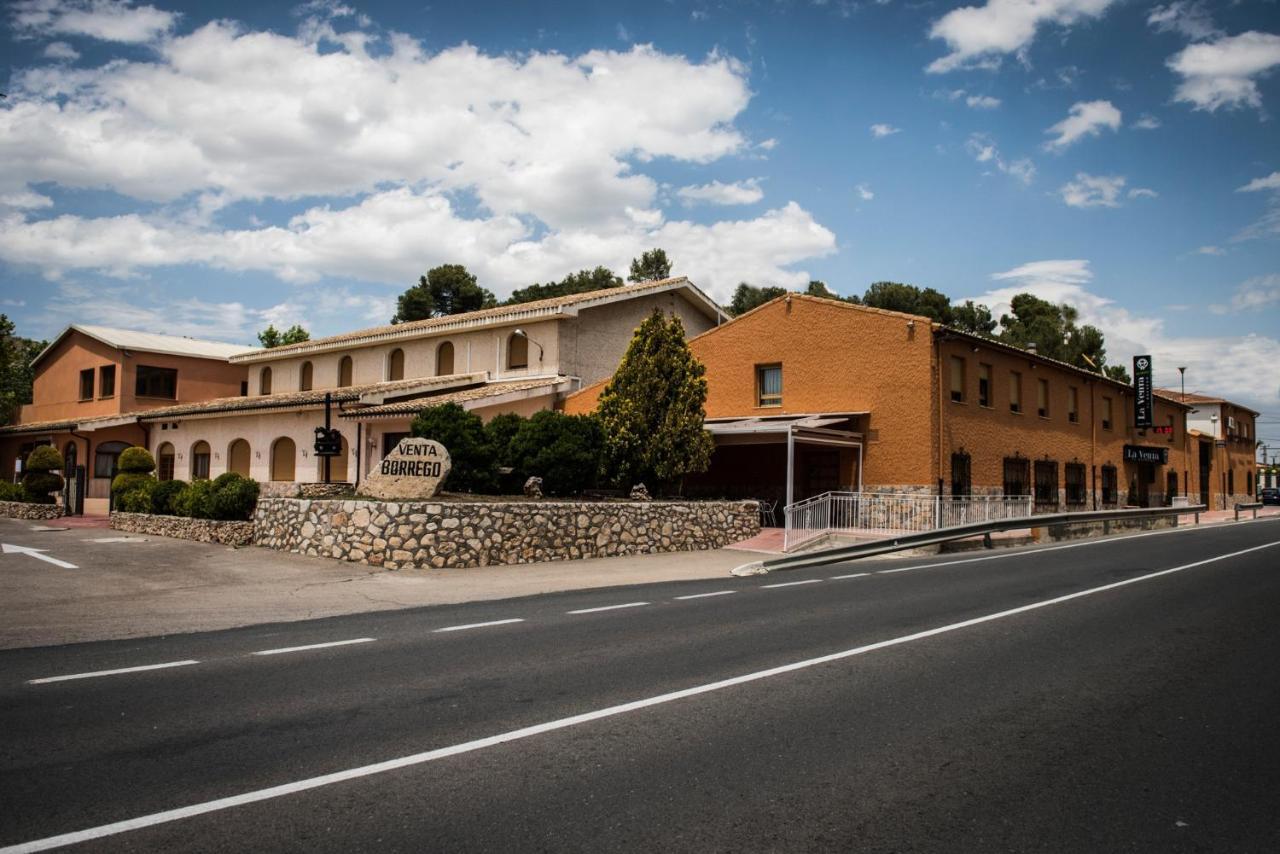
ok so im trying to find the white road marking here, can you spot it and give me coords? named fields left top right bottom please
left=28, top=660, right=200, bottom=685
left=761, top=579, right=823, bottom=588
left=1, top=543, right=77, bottom=569
left=250, top=638, right=376, bottom=656
left=567, top=602, right=649, bottom=614
left=10, top=537, right=1274, bottom=854
left=84, top=537, right=147, bottom=544
left=433, top=619, right=525, bottom=633
left=829, top=572, right=869, bottom=580
left=674, top=591, right=736, bottom=600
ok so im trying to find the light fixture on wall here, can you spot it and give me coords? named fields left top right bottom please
left=512, top=328, right=544, bottom=362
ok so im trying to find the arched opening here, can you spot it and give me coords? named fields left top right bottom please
left=317, top=433, right=349, bottom=483
left=507, top=334, right=528, bottom=370
left=387, top=348, right=405, bottom=381
left=63, top=441, right=78, bottom=477
left=338, top=355, right=353, bottom=387
left=299, top=361, right=313, bottom=391
left=190, top=441, right=211, bottom=480
left=260, top=366, right=272, bottom=395
left=271, top=437, right=296, bottom=482
left=157, top=442, right=175, bottom=481
left=228, top=439, right=251, bottom=477
left=436, top=341, right=454, bottom=376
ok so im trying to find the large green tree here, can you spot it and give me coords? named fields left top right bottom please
left=0, top=316, right=45, bottom=426
left=596, top=310, right=713, bottom=493
left=726, top=283, right=788, bottom=316
left=996, top=293, right=1124, bottom=377
left=861, top=281, right=955, bottom=324
left=257, top=324, right=310, bottom=348
left=627, top=248, right=673, bottom=283
left=393, top=264, right=496, bottom=323
left=505, top=266, right=623, bottom=306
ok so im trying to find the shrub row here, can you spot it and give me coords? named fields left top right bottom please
left=110, top=447, right=259, bottom=521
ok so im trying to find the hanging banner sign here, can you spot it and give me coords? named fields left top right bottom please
left=1133, top=354, right=1153, bottom=429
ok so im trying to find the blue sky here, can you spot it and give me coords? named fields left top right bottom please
left=1, top=0, right=1277, bottom=436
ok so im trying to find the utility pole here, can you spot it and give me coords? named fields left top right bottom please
left=1178, top=366, right=1188, bottom=497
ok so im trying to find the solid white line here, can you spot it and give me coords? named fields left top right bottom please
left=250, top=638, right=375, bottom=656
left=433, top=619, right=524, bottom=633
left=27, top=660, right=200, bottom=685
left=674, top=591, right=736, bottom=600
left=5, top=538, right=1276, bottom=854
left=830, top=572, right=869, bottom=580
left=567, top=602, right=649, bottom=614
left=761, top=579, right=823, bottom=588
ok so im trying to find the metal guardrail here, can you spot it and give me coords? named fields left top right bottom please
left=1235, top=502, right=1263, bottom=521
left=740, top=504, right=1212, bottom=575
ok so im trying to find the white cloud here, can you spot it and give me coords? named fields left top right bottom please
left=1133, top=113, right=1161, bottom=130
left=965, top=133, right=1035, bottom=184
left=1238, top=172, right=1280, bottom=193
left=756, top=138, right=779, bottom=151
left=1059, top=173, right=1125, bottom=208
left=1128, top=187, right=1158, bottom=199
left=870, top=123, right=901, bottom=137
left=966, top=94, right=1001, bottom=109
left=0, top=191, right=54, bottom=210
left=1043, top=100, right=1122, bottom=150
left=1147, top=1, right=1222, bottom=41
left=676, top=178, right=764, bottom=206
left=1210, top=274, right=1280, bottom=314
left=42, top=41, right=80, bottom=60
left=855, top=183, right=874, bottom=201
left=1167, top=31, right=1280, bottom=112
left=1196, top=245, right=1225, bottom=255
left=926, top=0, right=1116, bottom=74
left=1234, top=171, right=1280, bottom=242
left=973, top=260, right=1280, bottom=411
left=10, top=0, right=177, bottom=44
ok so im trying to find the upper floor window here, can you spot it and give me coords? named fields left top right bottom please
left=1009, top=371, right=1022, bottom=414
left=757, top=364, right=782, bottom=407
left=299, top=361, right=313, bottom=391
left=338, top=355, right=353, bottom=388
left=387, top=348, right=405, bottom=381
left=949, top=356, right=966, bottom=403
left=1101, top=396, right=1113, bottom=430
left=507, top=335, right=529, bottom=370
left=951, top=452, right=972, bottom=497
left=978, top=363, right=992, bottom=407
left=1037, top=378, right=1050, bottom=418
left=436, top=341, right=455, bottom=376
left=135, top=365, right=177, bottom=399
left=259, top=366, right=272, bottom=395
left=99, top=365, right=116, bottom=398
left=79, top=369, right=94, bottom=401
left=1067, top=386, right=1079, bottom=423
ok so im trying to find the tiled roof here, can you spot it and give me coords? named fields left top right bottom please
left=33, top=324, right=257, bottom=367
left=344, top=377, right=571, bottom=418
left=1154, top=388, right=1260, bottom=416
left=230, top=277, right=721, bottom=363
left=0, top=413, right=136, bottom=435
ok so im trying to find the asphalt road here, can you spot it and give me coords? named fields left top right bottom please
left=3, top=518, right=1279, bottom=853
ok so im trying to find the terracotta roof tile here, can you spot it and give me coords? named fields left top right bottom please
left=345, top=377, right=570, bottom=418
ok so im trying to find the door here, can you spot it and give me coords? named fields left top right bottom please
left=1198, top=442, right=1211, bottom=506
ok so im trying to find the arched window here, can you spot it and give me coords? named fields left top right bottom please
left=259, top=367, right=272, bottom=395
left=507, top=333, right=528, bottom=370
left=157, top=442, right=175, bottom=481
left=338, top=355, right=353, bottom=387
left=270, top=437, right=296, bottom=482
left=94, top=441, right=130, bottom=479
left=190, top=441, right=211, bottom=480
left=228, top=439, right=251, bottom=477
left=299, top=361, right=313, bottom=391
left=387, top=348, right=405, bottom=381
left=436, top=341, right=454, bottom=376
left=317, top=433, right=349, bottom=483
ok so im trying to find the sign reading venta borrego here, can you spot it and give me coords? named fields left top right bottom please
left=360, top=438, right=451, bottom=500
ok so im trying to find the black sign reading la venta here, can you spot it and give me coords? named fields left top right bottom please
left=1123, top=444, right=1168, bottom=465
left=1133, top=354, right=1153, bottom=429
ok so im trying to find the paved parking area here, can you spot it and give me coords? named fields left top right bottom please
left=0, top=518, right=760, bottom=650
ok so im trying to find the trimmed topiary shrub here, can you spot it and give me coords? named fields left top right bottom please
left=172, top=479, right=215, bottom=519
left=117, top=447, right=156, bottom=474
left=112, top=446, right=157, bottom=499
left=208, top=473, right=259, bottom=521
left=22, top=446, right=64, bottom=504
left=116, top=489, right=153, bottom=513
left=150, top=480, right=187, bottom=516
left=508, top=411, right=604, bottom=497
left=411, top=402, right=499, bottom=493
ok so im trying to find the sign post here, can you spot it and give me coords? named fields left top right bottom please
left=1133, top=354, right=1153, bottom=429
left=313, top=392, right=343, bottom=483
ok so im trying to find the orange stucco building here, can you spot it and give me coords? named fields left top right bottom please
left=567, top=294, right=1223, bottom=511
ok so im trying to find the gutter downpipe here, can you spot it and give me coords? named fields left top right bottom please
left=935, top=329, right=945, bottom=500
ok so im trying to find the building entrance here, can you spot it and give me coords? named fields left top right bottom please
left=1198, top=441, right=1211, bottom=506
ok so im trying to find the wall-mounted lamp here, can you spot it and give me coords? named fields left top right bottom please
left=512, top=328, right=545, bottom=362
left=906, top=320, right=915, bottom=330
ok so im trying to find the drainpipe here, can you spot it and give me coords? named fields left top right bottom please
left=1089, top=380, right=1097, bottom=510
left=934, top=331, right=945, bottom=498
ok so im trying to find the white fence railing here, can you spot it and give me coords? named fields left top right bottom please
left=783, top=491, right=1035, bottom=552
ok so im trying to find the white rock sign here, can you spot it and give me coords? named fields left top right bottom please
left=361, top=438, right=451, bottom=500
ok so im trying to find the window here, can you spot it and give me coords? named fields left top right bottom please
left=978, top=363, right=992, bottom=407
left=228, top=439, right=251, bottom=477
left=1065, top=462, right=1086, bottom=506
left=507, top=335, right=528, bottom=370
left=1166, top=471, right=1178, bottom=504
left=1034, top=460, right=1059, bottom=509
left=271, top=437, right=296, bottom=482
left=387, top=348, right=405, bottom=381
left=1067, top=386, right=1079, bottom=423
left=436, top=341, right=455, bottom=376
left=1247, top=470, right=1253, bottom=496
left=1228, top=469, right=1234, bottom=496
left=1101, top=464, right=1118, bottom=506
left=757, top=364, right=782, bottom=407
left=190, top=441, right=211, bottom=480
left=1037, top=378, right=1050, bottom=418
left=338, top=356, right=353, bottom=388
left=94, top=441, right=130, bottom=479
left=135, top=365, right=178, bottom=399
left=1009, top=371, right=1022, bottom=413
left=1101, top=396, right=1113, bottom=430
left=949, top=356, right=966, bottom=403
left=79, top=369, right=95, bottom=401
left=299, top=361, right=313, bottom=391
left=259, top=367, right=272, bottom=395
left=157, top=443, right=175, bottom=481
left=1002, top=457, right=1029, bottom=497
left=240, top=380, right=249, bottom=396
left=951, top=452, right=972, bottom=498
left=99, top=365, right=116, bottom=398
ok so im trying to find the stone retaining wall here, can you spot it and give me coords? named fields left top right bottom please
left=110, top=512, right=254, bottom=546
left=0, top=501, right=63, bottom=520
left=253, top=498, right=760, bottom=569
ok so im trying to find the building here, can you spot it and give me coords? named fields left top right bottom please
left=0, top=325, right=252, bottom=514
left=1155, top=389, right=1260, bottom=508
left=567, top=294, right=1198, bottom=512
left=136, top=278, right=724, bottom=492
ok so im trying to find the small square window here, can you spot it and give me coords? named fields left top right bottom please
left=757, top=364, right=782, bottom=407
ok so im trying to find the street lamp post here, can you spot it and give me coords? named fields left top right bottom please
left=1178, top=366, right=1188, bottom=497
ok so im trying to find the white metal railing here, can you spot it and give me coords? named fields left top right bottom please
left=783, top=491, right=1035, bottom=552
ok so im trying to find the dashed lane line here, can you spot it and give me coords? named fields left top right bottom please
left=28, top=660, right=200, bottom=685
left=251, top=638, right=376, bottom=656
left=829, top=572, right=869, bottom=580
left=434, top=619, right=525, bottom=633
left=567, top=602, right=649, bottom=615
left=674, top=591, right=737, bottom=600
left=761, top=579, right=823, bottom=589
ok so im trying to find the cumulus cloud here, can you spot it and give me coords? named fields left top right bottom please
left=1043, top=100, right=1122, bottom=150
left=676, top=178, right=764, bottom=206
left=965, top=133, right=1035, bottom=184
left=1059, top=173, right=1126, bottom=208
left=1147, top=1, right=1222, bottom=42
left=42, top=41, right=80, bottom=60
left=1167, top=31, right=1280, bottom=112
left=926, top=0, right=1116, bottom=74
left=870, top=123, right=901, bottom=137
left=1133, top=113, right=1161, bottom=130
left=10, top=0, right=177, bottom=44
left=966, top=94, right=1001, bottom=109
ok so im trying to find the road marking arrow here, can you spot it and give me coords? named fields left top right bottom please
left=1, top=543, right=78, bottom=569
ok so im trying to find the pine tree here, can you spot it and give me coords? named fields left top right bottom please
left=596, top=310, right=713, bottom=493
left=627, top=248, right=673, bottom=283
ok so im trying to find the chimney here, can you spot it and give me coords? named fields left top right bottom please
left=1027, top=342, right=1037, bottom=355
